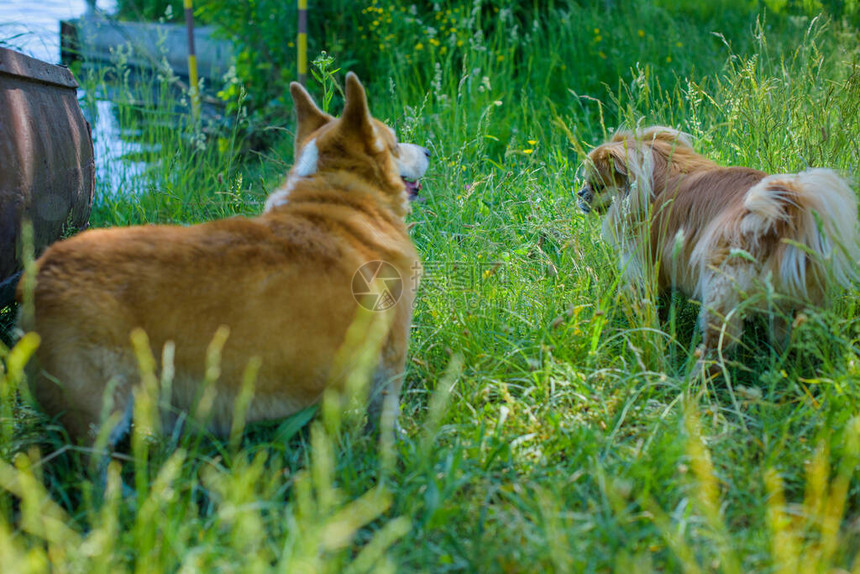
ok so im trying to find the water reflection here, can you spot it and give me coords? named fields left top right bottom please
left=90, top=97, right=148, bottom=196
left=1, top=0, right=154, bottom=197
left=0, top=0, right=111, bottom=65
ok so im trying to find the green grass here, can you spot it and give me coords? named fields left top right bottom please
left=2, top=3, right=860, bottom=572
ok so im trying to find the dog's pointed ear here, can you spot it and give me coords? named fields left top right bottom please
left=290, top=82, right=332, bottom=144
left=341, top=72, right=375, bottom=138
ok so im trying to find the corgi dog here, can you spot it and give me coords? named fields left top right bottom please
left=578, top=126, right=859, bottom=360
left=19, top=72, right=430, bottom=444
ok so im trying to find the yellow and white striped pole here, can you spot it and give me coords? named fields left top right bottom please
left=184, top=0, right=201, bottom=122
left=297, top=0, right=307, bottom=85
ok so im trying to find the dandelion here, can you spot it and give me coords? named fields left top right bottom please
left=527, top=140, right=537, bottom=145
left=497, top=54, right=505, bottom=62
left=666, top=55, right=672, bottom=63
left=416, top=42, right=424, bottom=50
left=594, top=35, right=602, bottom=43
left=676, top=41, right=683, bottom=47
left=523, top=149, right=534, bottom=154
left=594, top=28, right=600, bottom=34
left=638, top=29, right=645, bottom=38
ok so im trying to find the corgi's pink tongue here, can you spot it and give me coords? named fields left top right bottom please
left=404, top=178, right=422, bottom=200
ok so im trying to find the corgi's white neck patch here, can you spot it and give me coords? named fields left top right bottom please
left=265, top=138, right=318, bottom=212
left=264, top=178, right=296, bottom=211
left=295, top=139, right=319, bottom=177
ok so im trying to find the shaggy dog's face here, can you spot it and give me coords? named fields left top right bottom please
left=576, top=150, right=630, bottom=214
left=577, top=128, right=694, bottom=215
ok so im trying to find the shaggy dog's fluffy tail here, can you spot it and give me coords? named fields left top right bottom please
left=740, top=168, right=860, bottom=297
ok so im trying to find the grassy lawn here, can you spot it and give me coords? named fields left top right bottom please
left=1, top=2, right=859, bottom=571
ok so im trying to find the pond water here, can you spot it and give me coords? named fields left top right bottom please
left=0, top=0, right=111, bottom=64
left=1, top=0, right=152, bottom=196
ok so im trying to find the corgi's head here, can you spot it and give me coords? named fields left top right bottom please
left=284, top=72, right=430, bottom=214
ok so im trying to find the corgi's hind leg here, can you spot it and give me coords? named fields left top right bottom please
left=32, top=342, right=135, bottom=446
left=366, top=364, right=403, bottom=435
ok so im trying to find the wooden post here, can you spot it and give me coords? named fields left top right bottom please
left=298, top=0, right=307, bottom=85
left=184, top=0, right=201, bottom=122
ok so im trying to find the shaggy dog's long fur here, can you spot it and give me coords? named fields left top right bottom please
left=18, top=73, right=430, bottom=444
left=578, top=126, right=859, bottom=358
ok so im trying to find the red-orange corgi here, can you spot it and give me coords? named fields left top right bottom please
left=19, top=73, right=430, bottom=444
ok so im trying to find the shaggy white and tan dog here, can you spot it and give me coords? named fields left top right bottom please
left=578, top=126, right=859, bottom=359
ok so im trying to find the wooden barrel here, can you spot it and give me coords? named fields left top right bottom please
left=0, top=47, right=95, bottom=307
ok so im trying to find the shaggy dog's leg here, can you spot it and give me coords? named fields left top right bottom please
left=769, top=314, right=793, bottom=353
left=697, top=262, right=755, bottom=359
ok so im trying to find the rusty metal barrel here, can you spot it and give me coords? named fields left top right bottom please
left=0, top=47, right=95, bottom=307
